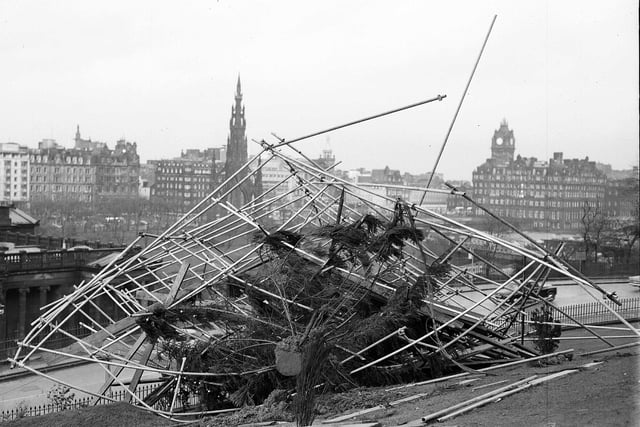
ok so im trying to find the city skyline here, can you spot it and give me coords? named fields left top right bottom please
left=1, top=1, right=638, bottom=180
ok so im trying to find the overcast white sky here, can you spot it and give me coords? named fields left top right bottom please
left=1, top=1, right=638, bottom=180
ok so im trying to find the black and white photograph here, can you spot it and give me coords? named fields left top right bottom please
left=0, top=1, right=638, bottom=426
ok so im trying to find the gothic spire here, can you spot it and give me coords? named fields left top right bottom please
left=226, top=76, right=249, bottom=207
left=236, top=74, right=242, bottom=98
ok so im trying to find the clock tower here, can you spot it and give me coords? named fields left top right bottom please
left=490, top=119, right=515, bottom=165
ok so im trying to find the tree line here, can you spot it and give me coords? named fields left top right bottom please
left=28, top=196, right=192, bottom=245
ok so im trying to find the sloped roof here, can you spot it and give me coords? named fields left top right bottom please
left=9, top=207, right=40, bottom=226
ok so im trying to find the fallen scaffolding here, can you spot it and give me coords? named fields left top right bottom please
left=10, top=138, right=639, bottom=421
left=9, top=16, right=639, bottom=419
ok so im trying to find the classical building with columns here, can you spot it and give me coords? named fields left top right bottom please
left=0, top=248, right=136, bottom=358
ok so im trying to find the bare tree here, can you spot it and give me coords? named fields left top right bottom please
left=606, top=215, right=639, bottom=264
left=595, top=175, right=640, bottom=264
left=30, top=194, right=93, bottom=241
left=479, top=215, right=513, bottom=238
left=581, top=199, right=606, bottom=262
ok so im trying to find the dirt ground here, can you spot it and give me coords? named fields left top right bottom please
left=314, top=327, right=640, bottom=427
left=346, top=351, right=639, bottom=426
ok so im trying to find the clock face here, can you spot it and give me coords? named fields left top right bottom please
left=496, top=137, right=503, bottom=145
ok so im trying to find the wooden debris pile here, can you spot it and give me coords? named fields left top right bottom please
left=11, top=144, right=638, bottom=422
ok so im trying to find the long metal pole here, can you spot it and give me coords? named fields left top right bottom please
left=272, top=95, right=446, bottom=149
left=421, top=15, right=497, bottom=196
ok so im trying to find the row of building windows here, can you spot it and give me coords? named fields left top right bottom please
left=0, top=183, right=28, bottom=189
left=2, top=160, right=28, bottom=167
left=3, top=191, right=28, bottom=198
left=30, top=155, right=91, bottom=165
left=155, top=183, right=212, bottom=190
left=475, top=181, right=603, bottom=191
left=30, top=184, right=92, bottom=193
left=31, top=166, right=93, bottom=174
left=0, top=175, right=28, bottom=182
left=157, top=167, right=212, bottom=174
left=31, top=176, right=94, bottom=183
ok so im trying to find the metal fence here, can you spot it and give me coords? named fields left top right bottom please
left=1, top=397, right=94, bottom=421
left=0, top=382, right=200, bottom=421
left=551, top=297, right=640, bottom=326
left=500, top=296, right=640, bottom=336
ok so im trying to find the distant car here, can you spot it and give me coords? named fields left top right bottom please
left=496, top=281, right=556, bottom=302
left=539, top=286, right=557, bottom=300
left=630, top=276, right=640, bottom=290
left=68, top=245, right=93, bottom=251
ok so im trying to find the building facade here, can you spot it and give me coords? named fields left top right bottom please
left=93, top=139, right=140, bottom=199
left=446, top=181, right=474, bottom=215
left=29, top=139, right=95, bottom=202
left=29, top=128, right=141, bottom=202
left=150, top=150, right=218, bottom=212
left=602, top=168, right=639, bottom=219
left=472, top=120, right=608, bottom=232
left=347, top=167, right=448, bottom=214
left=0, top=143, right=30, bottom=203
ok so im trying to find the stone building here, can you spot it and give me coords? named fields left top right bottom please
left=29, top=128, right=140, bottom=202
left=342, top=167, right=448, bottom=214
left=472, top=120, right=607, bottom=232
left=150, top=149, right=220, bottom=212
left=446, top=180, right=474, bottom=215
left=93, top=138, right=140, bottom=199
left=0, top=247, right=137, bottom=357
left=0, top=142, right=30, bottom=203
left=602, top=168, right=639, bottom=219
left=29, top=139, right=95, bottom=202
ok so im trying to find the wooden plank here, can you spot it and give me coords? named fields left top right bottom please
left=92, top=333, right=148, bottom=404
left=386, top=348, right=574, bottom=392
left=471, top=379, right=509, bottom=391
left=437, top=371, right=577, bottom=422
left=579, top=341, right=640, bottom=357
left=125, top=343, right=154, bottom=403
left=126, top=263, right=191, bottom=402
left=420, top=375, right=537, bottom=422
left=323, top=391, right=431, bottom=423
left=166, top=263, right=190, bottom=304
